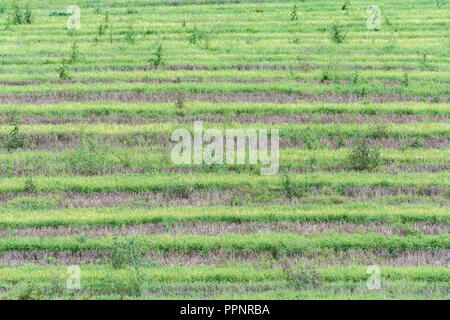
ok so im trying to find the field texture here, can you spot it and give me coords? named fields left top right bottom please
left=0, top=0, right=449, bottom=300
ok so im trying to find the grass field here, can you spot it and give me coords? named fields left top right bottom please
left=0, top=0, right=448, bottom=300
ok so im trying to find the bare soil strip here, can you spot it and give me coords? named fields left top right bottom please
left=1, top=164, right=449, bottom=178
left=0, top=92, right=447, bottom=104
left=0, top=78, right=436, bottom=87
left=2, top=134, right=448, bottom=151
left=0, top=249, right=447, bottom=267
left=78, top=63, right=423, bottom=72
left=1, top=186, right=446, bottom=209
left=1, top=221, right=447, bottom=238
left=1, top=114, right=447, bottom=125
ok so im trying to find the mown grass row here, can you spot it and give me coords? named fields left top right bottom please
left=0, top=233, right=448, bottom=253
left=0, top=79, right=447, bottom=97
left=1, top=102, right=448, bottom=116
left=0, top=265, right=448, bottom=284
left=1, top=122, right=448, bottom=138
left=0, top=147, right=447, bottom=177
left=1, top=69, right=449, bottom=83
left=0, top=172, right=448, bottom=193
left=0, top=265, right=448, bottom=299
left=0, top=204, right=448, bottom=228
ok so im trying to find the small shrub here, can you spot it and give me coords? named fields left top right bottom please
left=290, top=5, right=298, bottom=21
left=329, top=22, right=345, bottom=43
left=175, top=90, right=186, bottom=109
left=282, top=174, right=297, bottom=199
left=281, top=259, right=323, bottom=290
left=431, top=96, right=440, bottom=103
left=150, top=43, right=164, bottom=67
left=97, top=23, right=106, bottom=36
left=407, top=137, right=424, bottom=149
left=24, top=5, right=32, bottom=24
left=125, top=21, right=136, bottom=44
left=347, top=139, right=381, bottom=171
left=368, top=123, right=389, bottom=139
left=357, top=85, right=368, bottom=97
left=401, top=72, right=409, bottom=87
left=24, top=177, right=37, bottom=194
left=342, top=0, right=351, bottom=10
left=171, top=184, right=192, bottom=199
left=12, top=4, right=23, bottom=25
left=302, top=127, right=320, bottom=150
left=6, top=116, right=27, bottom=150
left=320, top=69, right=332, bottom=83
left=67, top=138, right=118, bottom=175
left=7, top=195, right=61, bottom=210
left=2, top=282, right=44, bottom=300
left=351, top=71, right=359, bottom=84
left=69, top=41, right=79, bottom=63
left=58, top=60, right=71, bottom=80
left=188, top=27, right=202, bottom=45
left=111, top=237, right=146, bottom=296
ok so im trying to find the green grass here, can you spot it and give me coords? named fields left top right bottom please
left=0, top=0, right=448, bottom=300
left=0, top=204, right=448, bottom=228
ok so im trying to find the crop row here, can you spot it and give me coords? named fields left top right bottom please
left=0, top=172, right=448, bottom=193
left=2, top=102, right=448, bottom=116
left=1, top=68, right=449, bottom=84
left=0, top=79, right=447, bottom=97
left=0, top=148, right=447, bottom=175
left=0, top=233, right=448, bottom=253
left=0, top=204, right=448, bottom=228
left=0, top=265, right=448, bottom=284
left=2, top=122, right=449, bottom=138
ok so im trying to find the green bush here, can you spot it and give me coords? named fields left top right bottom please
left=281, top=259, right=323, bottom=290
left=5, top=116, right=28, bottom=150
left=347, top=139, right=381, bottom=171
left=58, top=60, right=71, bottom=80
left=2, top=282, right=43, bottom=300
left=290, top=5, right=298, bottom=21
left=342, top=0, right=351, bottom=10
left=282, top=174, right=298, bottom=199
left=69, top=41, right=79, bottom=63
left=150, top=43, right=164, bottom=67
left=125, top=21, right=136, bottom=44
left=329, top=22, right=345, bottom=43
left=67, top=138, right=120, bottom=175
left=7, top=195, right=61, bottom=210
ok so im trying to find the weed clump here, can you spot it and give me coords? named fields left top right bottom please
left=69, top=41, right=79, bottom=63
left=111, top=237, right=147, bottom=296
left=5, top=116, right=27, bottom=150
left=58, top=60, right=71, bottom=80
left=290, top=5, right=298, bottom=21
left=2, top=282, right=44, bottom=300
left=320, top=69, right=333, bottom=83
left=329, top=22, right=345, bottom=43
left=342, top=0, right=351, bottom=11
left=188, top=27, right=203, bottom=45
left=401, top=72, right=409, bottom=87
left=125, top=21, right=136, bottom=44
left=67, top=138, right=118, bottom=175
left=281, top=259, right=323, bottom=290
left=24, top=177, right=37, bottom=194
left=347, top=139, right=381, bottom=171
left=282, top=174, right=301, bottom=199
left=150, top=43, right=164, bottom=67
